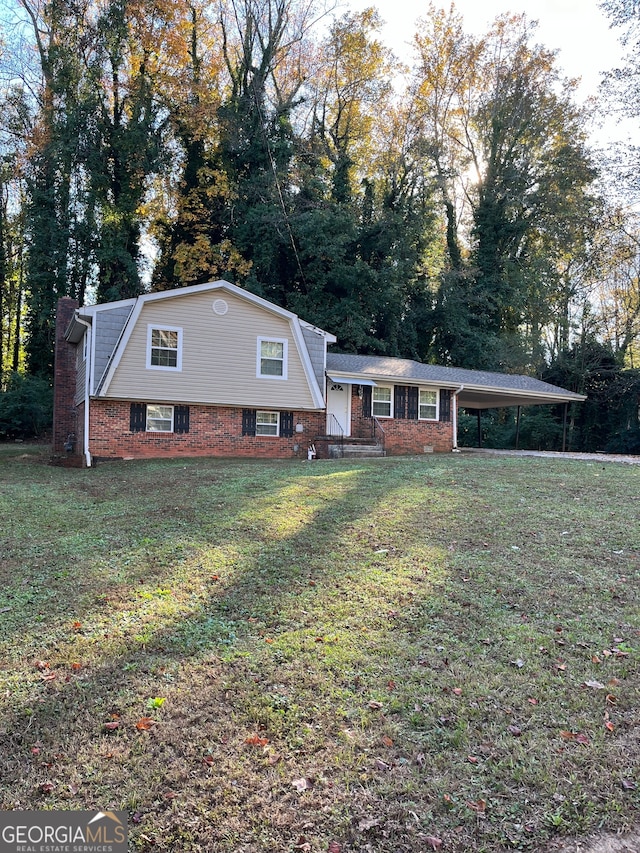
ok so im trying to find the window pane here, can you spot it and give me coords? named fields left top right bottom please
left=260, top=340, right=284, bottom=376
left=261, top=341, right=283, bottom=359
left=151, top=348, right=178, bottom=367
left=261, top=357, right=283, bottom=376
left=256, top=411, right=279, bottom=435
left=147, top=405, right=173, bottom=432
left=372, top=386, right=392, bottom=417
left=419, top=390, right=437, bottom=419
left=151, top=328, right=179, bottom=368
left=152, top=329, right=178, bottom=349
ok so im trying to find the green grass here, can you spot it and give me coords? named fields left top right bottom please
left=0, top=444, right=638, bottom=852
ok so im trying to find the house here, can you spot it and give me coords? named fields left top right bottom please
left=52, top=280, right=586, bottom=465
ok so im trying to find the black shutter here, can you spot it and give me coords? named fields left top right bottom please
left=440, top=389, right=452, bottom=422
left=130, top=402, right=147, bottom=432
left=242, top=408, right=256, bottom=436
left=407, top=387, right=418, bottom=420
left=175, top=405, right=190, bottom=434
left=280, top=411, right=294, bottom=437
left=394, top=385, right=407, bottom=419
left=362, top=385, right=372, bottom=417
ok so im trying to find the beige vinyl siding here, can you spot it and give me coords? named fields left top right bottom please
left=105, top=291, right=318, bottom=409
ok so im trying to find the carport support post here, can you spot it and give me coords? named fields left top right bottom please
left=562, top=403, right=568, bottom=452
left=477, top=410, right=482, bottom=448
left=515, top=405, right=521, bottom=450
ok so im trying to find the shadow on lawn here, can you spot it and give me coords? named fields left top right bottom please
left=0, top=455, right=462, bottom=851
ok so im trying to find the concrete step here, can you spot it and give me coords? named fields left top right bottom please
left=328, top=443, right=385, bottom=458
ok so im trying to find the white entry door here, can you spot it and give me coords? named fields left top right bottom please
left=326, top=382, right=351, bottom=436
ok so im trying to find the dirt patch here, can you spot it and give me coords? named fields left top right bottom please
left=544, top=829, right=640, bottom=852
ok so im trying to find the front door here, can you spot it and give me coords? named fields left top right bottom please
left=326, top=382, right=351, bottom=436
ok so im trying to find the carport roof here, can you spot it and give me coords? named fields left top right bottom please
left=326, top=353, right=586, bottom=409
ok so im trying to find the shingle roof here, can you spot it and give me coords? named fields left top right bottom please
left=326, top=353, right=586, bottom=409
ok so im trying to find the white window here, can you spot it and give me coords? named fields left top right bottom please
left=146, top=404, right=174, bottom=432
left=257, top=337, right=287, bottom=379
left=256, top=411, right=279, bottom=436
left=419, top=389, right=438, bottom=420
left=147, top=325, right=182, bottom=370
left=372, top=386, right=392, bottom=418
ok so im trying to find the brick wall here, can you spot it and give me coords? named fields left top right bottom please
left=52, top=297, right=80, bottom=456
left=349, top=387, right=455, bottom=454
left=88, top=400, right=327, bottom=460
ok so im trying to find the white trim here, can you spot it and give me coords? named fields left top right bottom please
left=326, top=374, right=377, bottom=386
left=146, top=403, right=175, bottom=432
left=146, top=324, right=183, bottom=371
left=256, top=410, right=280, bottom=436
left=257, top=336, right=288, bottom=380
left=418, top=388, right=439, bottom=421
left=372, top=384, right=393, bottom=418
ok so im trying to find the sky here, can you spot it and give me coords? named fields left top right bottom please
left=346, top=0, right=634, bottom=146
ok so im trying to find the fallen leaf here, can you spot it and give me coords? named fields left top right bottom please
left=452, top=687, right=462, bottom=696
left=583, top=679, right=605, bottom=690
left=71, top=662, right=82, bottom=671
left=575, top=733, right=591, bottom=746
left=381, top=735, right=394, bottom=747
left=424, top=836, right=443, bottom=851
left=264, top=638, right=274, bottom=644
left=245, top=734, right=269, bottom=746
left=34, top=660, right=49, bottom=671
left=327, top=842, right=341, bottom=853
left=367, top=700, right=383, bottom=710
left=622, top=779, right=636, bottom=790
left=387, top=680, right=396, bottom=690
left=103, top=721, right=120, bottom=732
left=605, top=721, right=615, bottom=732
left=606, top=694, right=618, bottom=705
left=40, top=671, right=57, bottom=682
left=68, top=783, right=78, bottom=794
left=468, top=755, right=479, bottom=764
left=135, top=717, right=155, bottom=731
left=512, top=658, right=525, bottom=668
left=41, top=782, right=55, bottom=794
left=527, top=697, right=539, bottom=705
left=374, top=757, right=391, bottom=771
left=72, top=621, right=82, bottom=631
left=163, top=791, right=177, bottom=800
left=202, top=756, right=215, bottom=766
left=508, top=725, right=522, bottom=737
left=467, top=798, right=486, bottom=813
left=292, top=778, right=309, bottom=792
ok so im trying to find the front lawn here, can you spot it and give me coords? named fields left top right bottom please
left=0, top=446, right=638, bottom=851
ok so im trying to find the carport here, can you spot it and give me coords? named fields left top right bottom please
left=453, top=371, right=587, bottom=451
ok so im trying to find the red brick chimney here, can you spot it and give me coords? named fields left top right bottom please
left=52, top=297, right=79, bottom=456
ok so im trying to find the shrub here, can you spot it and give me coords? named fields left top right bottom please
left=0, top=372, right=53, bottom=440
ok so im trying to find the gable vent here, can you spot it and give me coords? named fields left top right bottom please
left=213, top=299, right=229, bottom=316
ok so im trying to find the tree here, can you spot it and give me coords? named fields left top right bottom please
left=411, top=10, right=600, bottom=371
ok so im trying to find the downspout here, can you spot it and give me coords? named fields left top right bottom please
left=75, top=317, right=93, bottom=467
left=451, top=385, right=464, bottom=451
